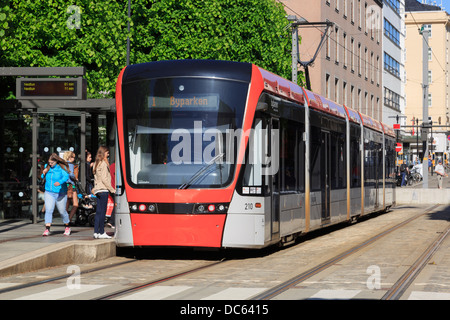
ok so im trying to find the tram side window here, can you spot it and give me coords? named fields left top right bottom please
left=364, top=142, right=372, bottom=186
left=281, top=120, right=304, bottom=193
left=385, top=138, right=396, bottom=182
left=376, top=142, right=383, bottom=181
left=330, top=131, right=346, bottom=189
left=350, top=133, right=361, bottom=188
left=310, top=125, right=322, bottom=191
left=364, top=132, right=382, bottom=186
left=242, top=118, right=265, bottom=192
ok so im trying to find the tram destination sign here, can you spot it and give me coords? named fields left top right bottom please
left=16, top=78, right=86, bottom=100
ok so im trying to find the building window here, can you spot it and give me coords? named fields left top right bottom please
left=326, top=73, right=331, bottom=99
left=384, top=87, right=400, bottom=111
left=351, top=85, right=355, bottom=109
left=376, top=55, right=380, bottom=85
left=371, top=94, right=374, bottom=118
left=385, top=0, right=400, bottom=15
left=358, top=42, right=362, bottom=76
left=358, top=0, right=361, bottom=29
left=351, top=37, right=355, bottom=71
left=326, top=24, right=331, bottom=59
left=365, top=47, right=368, bottom=80
left=343, top=81, right=348, bottom=106
left=377, top=97, right=380, bottom=121
left=364, top=2, right=368, bottom=34
left=358, top=88, right=362, bottom=112
left=343, top=32, right=347, bottom=68
left=335, top=26, right=340, bottom=64
left=384, top=52, right=400, bottom=78
left=370, top=7, right=375, bottom=39
left=335, top=77, right=340, bottom=103
left=351, top=0, right=354, bottom=23
left=365, top=91, right=368, bottom=115
left=384, top=18, right=400, bottom=46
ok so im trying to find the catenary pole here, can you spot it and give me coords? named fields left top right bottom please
left=422, top=28, right=429, bottom=188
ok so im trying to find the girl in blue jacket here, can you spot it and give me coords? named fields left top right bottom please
left=41, top=153, right=71, bottom=236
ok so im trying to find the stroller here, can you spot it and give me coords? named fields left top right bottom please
left=74, top=180, right=115, bottom=227
left=74, top=180, right=97, bottom=226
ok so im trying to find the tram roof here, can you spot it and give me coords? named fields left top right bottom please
left=381, top=123, right=396, bottom=138
left=343, top=105, right=362, bottom=124
left=302, top=88, right=347, bottom=119
left=120, top=61, right=393, bottom=136
left=121, top=60, right=253, bottom=84
left=359, top=112, right=383, bottom=133
left=256, top=66, right=348, bottom=120
left=257, top=67, right=306, bottom=105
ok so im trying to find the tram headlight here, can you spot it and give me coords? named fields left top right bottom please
left=129, top=203, right=157, bottom=213
left=194, top=203, right=228, bottom=214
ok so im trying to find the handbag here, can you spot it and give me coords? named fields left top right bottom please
left=38, top=176, right=46, bottom=192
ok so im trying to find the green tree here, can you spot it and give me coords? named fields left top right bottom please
left=1, top=0, right=301, bottom=99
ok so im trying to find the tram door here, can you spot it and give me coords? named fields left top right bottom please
left=321, top=131, right=331, bottom=224
left=270, top=118, right=280, bottom=239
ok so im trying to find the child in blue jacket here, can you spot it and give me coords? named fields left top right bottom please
left=41, top=153, right=71, bottom=236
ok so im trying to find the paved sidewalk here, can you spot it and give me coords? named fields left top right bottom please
left=0, top=218, right=115, bottom=277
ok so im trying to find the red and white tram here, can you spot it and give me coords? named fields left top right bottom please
left=114, top=60, right=396, bottom=249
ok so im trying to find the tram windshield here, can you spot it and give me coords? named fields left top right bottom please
left=122, top=77, right=249, bottom=188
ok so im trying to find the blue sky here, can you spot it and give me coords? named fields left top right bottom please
left=431, top=0, right=450, bottom=12
left=416, top=0, right=449, bottom=11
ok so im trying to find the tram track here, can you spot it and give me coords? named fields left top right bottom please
left=252, top=204, right=443, bottom=300
left=0, top=259, right=138, bottom=295
left=0, top=252, right=230, bottom=300
left=0, top=204, right=448, bottom=300
left=381, top=223, right=450, bottom=300
left=93, top=204, right=446, bottom=301
left=95, top=259, right=227, bottom=300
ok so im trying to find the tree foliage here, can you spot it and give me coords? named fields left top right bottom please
left=0, top=0, right=301, bottom=99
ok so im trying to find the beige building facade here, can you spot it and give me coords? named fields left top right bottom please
left=404, top=9, right=450, bottom=155
left=280, top=0, right=383, bottom=121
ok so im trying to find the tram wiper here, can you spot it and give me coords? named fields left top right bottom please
left=178, top=153, right=224, bottom=190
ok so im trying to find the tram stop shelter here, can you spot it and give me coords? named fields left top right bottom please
left=0, top=67, right=115, bottom=223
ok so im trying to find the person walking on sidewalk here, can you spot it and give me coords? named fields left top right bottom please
left=435, top=159, right=446, bottom=189
left=41, top=153, right=71, bottom=236
left=92, top=146, right=115, bottom=239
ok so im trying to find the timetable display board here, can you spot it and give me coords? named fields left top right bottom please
left=16, top=78, right=86, bottom=99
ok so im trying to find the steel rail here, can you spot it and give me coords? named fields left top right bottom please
left=252, top=204, right=441, bottom=300
left=381, top=223, right=450, bottom=300
left=0, top=259, right=137, bottom=295
left=96, top=259, right=226, bottom=300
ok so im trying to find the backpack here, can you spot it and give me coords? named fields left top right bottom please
left=400, top=164, right=406, bottom=172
